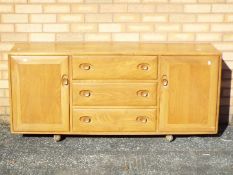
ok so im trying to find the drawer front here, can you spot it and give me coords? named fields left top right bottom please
left=72, top=108, right=156, bottom=132
left=72, top=56, right=158, bottom=80
left=72, top=83, right=157, bottom=106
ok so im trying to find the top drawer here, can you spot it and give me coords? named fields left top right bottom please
left=72, top=56, right=158, bottom=80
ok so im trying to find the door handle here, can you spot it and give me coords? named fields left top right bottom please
left=62, top=74, right=69, bottom=86
left=162, top=75, right=168, bottom=87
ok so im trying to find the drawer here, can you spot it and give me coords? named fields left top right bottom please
left=72, top=56, right=158, bottom=80
left=72, top=83, right=157, bottom=106
left=72, top=108, right=156, bottom=132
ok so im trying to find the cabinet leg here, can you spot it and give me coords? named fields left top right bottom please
left=165, top=135, right=174, bottom=142
left=53, top=134, right=62, bottom=142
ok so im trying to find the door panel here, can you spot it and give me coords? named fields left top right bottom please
left=159, top=56, right=220, bottom=133
left=10, top=56, right=69, bottom=132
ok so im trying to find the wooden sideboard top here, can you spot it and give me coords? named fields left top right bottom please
left=9, top=42, right=221, bottom=56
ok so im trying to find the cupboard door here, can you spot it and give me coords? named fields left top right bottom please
left=159, top=56, right=220, bottom=133
left=10, top=56, right=69, bottom=132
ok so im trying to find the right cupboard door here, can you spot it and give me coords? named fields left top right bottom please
left=159, top=56, right=221, bottom=133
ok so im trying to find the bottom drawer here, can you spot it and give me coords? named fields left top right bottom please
left=72, top=108, right=156, bottom=132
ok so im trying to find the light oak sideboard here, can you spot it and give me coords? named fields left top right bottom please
left=8, top=43, right=222, bottom=142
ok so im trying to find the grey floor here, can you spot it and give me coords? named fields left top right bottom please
left=0, top=120, right=233, bottom=175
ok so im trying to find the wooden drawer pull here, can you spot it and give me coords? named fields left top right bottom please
left=136, top=116, right=148, bottom=123
left=137, top=90, right=149, bottom=97
left=79, top=90, right=91, bottom=97
left=80, top=116, right=91, bottom=123
left=79, top=63, right=91, bottom=70
left=138, top=63, right=150, bottom=71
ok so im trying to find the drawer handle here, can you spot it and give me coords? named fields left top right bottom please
left=80, top=116, right=91, bottom=123
left=136, top=116, right=148, bottom=123
left=138, top=63, right=150, bottom=71
left=79, top=90, right=91, bottom=97
left=79, top=63, right=91, bottom=70
left=61, top=74, right=69, bottom=86
left=137, top=90, right=149, bottom=97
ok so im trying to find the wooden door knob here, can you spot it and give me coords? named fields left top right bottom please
left=162, top=79, right=168, bottom=86
left=79, top=63, right=91, bottom=70
left=136, top=116, right=148, bottom=123
left=162, top=75, right=168, bottom=86
left=137, top=90, right=149, bottom=97
left=138, top=63, right=150, bottom=71
left=80, top=116, right=91, bottom=123
left=79, top=90, right=91, bottom=97
left=61, top=74, right=69, bottom=86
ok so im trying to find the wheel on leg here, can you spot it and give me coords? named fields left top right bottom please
left=54, top=134, right=62, bottom=142
left=165, top=135, right=174, bottom=142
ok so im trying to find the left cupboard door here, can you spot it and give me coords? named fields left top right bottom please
left=10, top=56, right=70, bottom=133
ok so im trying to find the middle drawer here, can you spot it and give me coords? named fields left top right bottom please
left=72, top=83, right=157, bottom=106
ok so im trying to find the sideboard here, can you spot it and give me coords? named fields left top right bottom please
left=8, top=43, right=222, bottom=142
